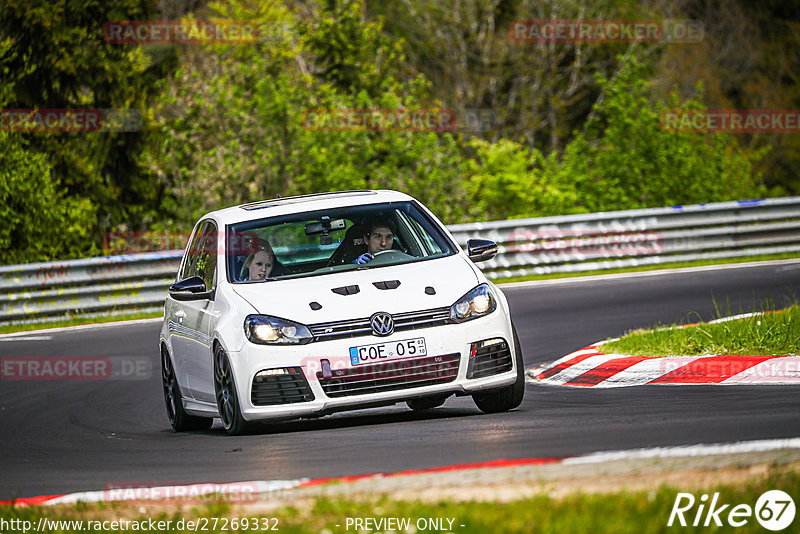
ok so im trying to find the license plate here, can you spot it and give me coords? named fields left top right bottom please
left=349, top=338, right=427, bottom=366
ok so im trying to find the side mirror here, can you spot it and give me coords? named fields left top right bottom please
left=467, top=239, right=498, bottom=263
left=169, top=276, right=213, bottom=301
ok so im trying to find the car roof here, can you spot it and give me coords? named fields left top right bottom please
left=205, top=189, right=416, bottom=226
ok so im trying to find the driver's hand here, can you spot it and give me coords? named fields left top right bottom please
left=355, top=253, right=373, bottom=264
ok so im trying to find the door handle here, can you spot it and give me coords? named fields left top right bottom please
left=175, top=310, right=187, bottom=321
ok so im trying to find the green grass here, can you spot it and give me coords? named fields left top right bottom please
left=0, top=310, right=162, bottom=335
left=1, top=467, right=798, bottom=533
left=493, top=252, right=800, bottom=284
left=603, top=305, right=800, bottom=357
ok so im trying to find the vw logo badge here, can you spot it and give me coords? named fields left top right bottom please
left=370, top=312, right=394, bottom=336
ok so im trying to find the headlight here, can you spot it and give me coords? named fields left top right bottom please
left=244, top=315, right=313, bottom=345
left=449, top=283, right=497, bottom=323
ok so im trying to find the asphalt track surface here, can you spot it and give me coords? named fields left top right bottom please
left=2, top=261, right=800, bottom=500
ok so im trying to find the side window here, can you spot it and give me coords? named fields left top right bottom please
left=178, top=222, right=208, bottom=281
left=194, top=223, right=218, bottom=291
left=178, top=221, right=217, bottom=291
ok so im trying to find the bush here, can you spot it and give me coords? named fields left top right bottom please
left=464, top=138, right=578, bottom=221
left=556, top=57, right=767, bottom=213
left=463, top=56, right=767, bottom=221
left=0, top=131, right=96, bottom=265
left=145, top=0, right=469, bottom=226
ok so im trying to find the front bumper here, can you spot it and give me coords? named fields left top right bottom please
left=229, top=311, right=518, bottom=421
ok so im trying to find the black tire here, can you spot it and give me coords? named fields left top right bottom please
left=214, top=345, right=253, bottom=435
left=472, top=325, right=525, bottom=414
left=406, top=394, right=449, bottom=411
left=162, top=346, right=213, bottom=432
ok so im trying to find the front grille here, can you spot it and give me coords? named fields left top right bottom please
left=317, top=353, right=460, bottom=397
left=251, top=367, right=315, bottom=406
left=309, top=307, right=450, bottom=342
left=467, top=339, right=513, bottom=379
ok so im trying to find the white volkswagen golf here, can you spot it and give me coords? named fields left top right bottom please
left=160, top=190, right=524, bottom=434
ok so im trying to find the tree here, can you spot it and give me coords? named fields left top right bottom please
left=556, top=57, right=766, bottom=212
left=145, top=0, right=469, bottom=226
left=0, top=129, right=95, bottom=264
left=0, top=0, right=178, bottom=238
left=463, top=138, right=577, bottom=221
left=368, top=0, right=655, bottom=153
left=651, top=0, right=800, bottom=196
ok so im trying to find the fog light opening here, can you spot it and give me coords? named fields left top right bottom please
left=255, top=368, right=294, bottom=382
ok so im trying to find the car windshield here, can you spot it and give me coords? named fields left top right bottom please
left=226, top=201, right=457, bottom=283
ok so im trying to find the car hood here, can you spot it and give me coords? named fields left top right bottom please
left=229, top=254, right=480, bottom=324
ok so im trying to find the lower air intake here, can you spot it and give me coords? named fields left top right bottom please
left=251, top=367, right=315, bottom=406
left=467, top=338, right=512, bottom=379
left=317, top=353, right=460, bottom=397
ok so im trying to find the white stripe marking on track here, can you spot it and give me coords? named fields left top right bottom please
left=530, top=347, right=601, bottom=373
left=499, top=258, right=800, bottom=289
left=721, top=356, right=800, bottom=384
left=544, top=354, right=623, bottom=384
left=563, top=438, right=800, bottom=465
left=589, top=357, right=664, bottom=388
left=45, top=479, right=308, bottom=505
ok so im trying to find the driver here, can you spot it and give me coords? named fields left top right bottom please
left=355, top=218, right=397, bottom=264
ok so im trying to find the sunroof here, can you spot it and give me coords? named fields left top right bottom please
left=240, top=190, right=377, bottom=211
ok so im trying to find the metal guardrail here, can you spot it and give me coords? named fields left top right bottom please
left=0, top=251, right=181, bottom=324
left=1, top=197, right=799, bottom=324
left=448, top=196, right=800, bottom=279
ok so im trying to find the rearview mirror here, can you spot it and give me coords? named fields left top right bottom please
left=305, top=217, right=346, bottom=235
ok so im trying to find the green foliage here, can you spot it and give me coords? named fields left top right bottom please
left=368, top=0, right=650, bottom=153
left=557, top=58, right=767, bottom=213
left=463, top=138, right=577, bottom=221
left=303, top=0, right=407, bottom=96
left=461, top=56, right=766, bottom=221
left=0, top=0, right=178, bottom=240
left=146, top=0, right=468, bottom=227
left=1, top=0, right=790, bottom=264
left=0, top=130, right=96, bottom=264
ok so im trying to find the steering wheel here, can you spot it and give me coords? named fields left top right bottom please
left=369, top=249, right=412, bottom=263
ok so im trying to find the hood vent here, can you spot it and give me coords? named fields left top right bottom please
left=332, top=285, right=360, bottom=295
left=373, top=280, right=401, bottom=290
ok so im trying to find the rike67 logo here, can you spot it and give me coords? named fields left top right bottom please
left=668, top=490, right=796, bottom=531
